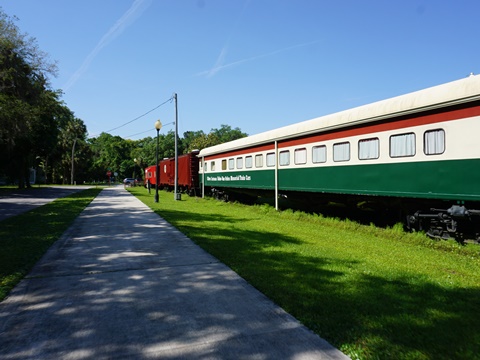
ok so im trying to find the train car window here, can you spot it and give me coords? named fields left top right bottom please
left=333, top=142, right=350, bottom=162
left=211, top=161, right=216, bottom=171
left=424, top=129, right=445, bottom=155
left=294, top=148, right=307, bottom=165
left=203, top=162, right=207, bottom=172
left=237, top=157, right=243, bottom=169
left=359, top=138, right=379, bottom=160
left=222, top=159, right=227, bottom=170
left=312, top=145, right=327, bottom=163
left=266, top=152, right=276, bottom=167
left=245, top=156, right=253, bottom=168
left=279, top=150, right=290, bottom=166
left=228, top=158, right=235, bottom=170
left=390, top=133, right=415, bottom=157
left=255, top=154, right=263, bottom=168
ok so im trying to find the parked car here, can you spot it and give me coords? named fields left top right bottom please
left=123, top=178, right=136, bottom=187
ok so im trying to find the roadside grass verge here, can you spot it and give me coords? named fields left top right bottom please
left=130, top=187, right=480, bottom=360
left=0, top=188, right=102, bottom=301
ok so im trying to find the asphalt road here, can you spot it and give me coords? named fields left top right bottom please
left=0, top=186, right=93, bottom=221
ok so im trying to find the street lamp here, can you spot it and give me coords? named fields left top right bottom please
left=154, top=119, right=162, bottom=203
left=133, top=158, right=137, bottom=180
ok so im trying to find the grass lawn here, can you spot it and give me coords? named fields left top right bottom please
left=130, top=187, right=480, bottom=360
left=0, top=188, right=102, bottom=301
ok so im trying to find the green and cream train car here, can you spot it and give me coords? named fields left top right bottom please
left=199, top=75, right=480, bottom=240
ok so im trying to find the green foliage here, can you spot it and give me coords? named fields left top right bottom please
left=0, top=8, right=88, bottom=187
left=0, top=188, right=102, bottom=300
left=184, top=124, right=248, bottom=152
left=210, top=124, right=248, bottom=143
left=130, top=187, right=480, bottom=360
left=0, top=8, right=247, bottom=186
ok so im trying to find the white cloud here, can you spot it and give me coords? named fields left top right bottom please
left=64, top=0, right=152, bottom=91
left=197, top=40, right=320, bottom=78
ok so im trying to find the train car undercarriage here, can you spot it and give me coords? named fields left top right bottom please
left=207, top=186, right=480, bottom=243
left=406, top=204, right=480, bottom=243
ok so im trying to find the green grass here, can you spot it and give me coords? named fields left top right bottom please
left=0, top=188, right=102, bottom=301
left=130, top=187, right=480, bottom=360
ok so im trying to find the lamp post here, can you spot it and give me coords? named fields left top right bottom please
left=133, top=158, right=136, bottom=178
left=154, top=119, right=162, bottom=203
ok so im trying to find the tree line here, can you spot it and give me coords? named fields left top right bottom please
left=0, top=9, right=246, bottom=187
left=87, top=125, right=247, bottom=184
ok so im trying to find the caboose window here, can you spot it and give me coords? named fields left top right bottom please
left=359, top=138, right=379, bottom=160
left=294, top=148, right=307, bottom=165
left=245, top=156, right=253, bottom=168
left=424, top=129, right=445, bottom=155
left=255, top=154, right=263, bottom=168
left=312, top=145, right=327, bottom=163
left=228, top=158, right=235, bottom=170
left=266, top=152, right=276, bottom=167
left=390, top=133, right=415, bottom=157
left=333, top=142, right=350, bottom=162
left=237, top=157, right=243, bottom=169
left=279, top=150, right=290, bottom=166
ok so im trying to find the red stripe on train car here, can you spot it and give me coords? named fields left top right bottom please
left=278, top=105, right=480, bottom=148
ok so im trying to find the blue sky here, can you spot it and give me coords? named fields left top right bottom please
left=2, top=0, right=479, bottom=140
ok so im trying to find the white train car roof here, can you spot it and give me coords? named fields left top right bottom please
left=199, top=75, right=480, bottom=157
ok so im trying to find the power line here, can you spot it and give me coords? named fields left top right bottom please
left=125, top=129, right=152, bottom=138
left=90, top=96, right=174, bottom=137
left=125, top=121, right=175, bottom=139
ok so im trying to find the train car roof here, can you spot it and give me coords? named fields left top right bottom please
left=199, top=74, right=480, bottom=157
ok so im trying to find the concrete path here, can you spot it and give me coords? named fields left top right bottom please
left=0, top=186, right=349, bottom=359
left=0, top=186, right=93, bottom=221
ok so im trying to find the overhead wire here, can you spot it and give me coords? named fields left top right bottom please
left=125, top=121, right=175, bottom=139
left=95, top=96, right=174, bottom=136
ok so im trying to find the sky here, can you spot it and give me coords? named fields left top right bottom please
left=2, top=0, right=479, bottom=140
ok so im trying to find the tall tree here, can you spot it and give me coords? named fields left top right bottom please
left=0, top=8, right=59, bottom=187
left=63, top=117, right=87, bottom=185
left=181, top=130, right=206, bottom=153
left=184, top=125, right=247, bottom=152
left=88, top=133, right=135, bottom=181
left=210, top=124, right=247, bottom=144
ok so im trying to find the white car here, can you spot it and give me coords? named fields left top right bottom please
left=123, top=178, right=136, bottom=186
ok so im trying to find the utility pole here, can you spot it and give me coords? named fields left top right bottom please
left=174, top=93, right=179, bottom=200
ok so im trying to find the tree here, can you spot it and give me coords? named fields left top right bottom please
left=210, top=124, right=247, bottom=144
left=0, top=8, right=59, bottom=187
left=185, top=125, right=247, bottom=152
left=181, top=130, right=206, bottom=153
left=88, top=133, right=136, bottom=182
left=64, top=118, right=87, bottom=185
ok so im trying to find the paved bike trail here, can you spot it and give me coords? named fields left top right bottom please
left=0, top=186, right=349, bottom=359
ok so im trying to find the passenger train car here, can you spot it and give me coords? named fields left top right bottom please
left=198, top=75, right=480, bottom=241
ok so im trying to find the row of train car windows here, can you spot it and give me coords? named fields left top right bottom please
left=206, top=129, right=445, bottom=171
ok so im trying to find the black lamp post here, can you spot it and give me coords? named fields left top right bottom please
left=154, top=119, right=162, bottom=203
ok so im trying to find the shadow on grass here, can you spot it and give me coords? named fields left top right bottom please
left=156, top=207, right=480, bottom=360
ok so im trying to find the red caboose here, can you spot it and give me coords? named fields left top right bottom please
left=144, top=150, right=200, bottom=195
left=144, top=165, right=157, bottom=188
